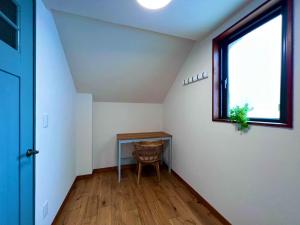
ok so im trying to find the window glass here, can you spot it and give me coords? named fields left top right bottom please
left=0, top=16, right=17, bottom=49
left=0, top=0, right=18, bottom=24
left=227, top=15, right=282, bottom=119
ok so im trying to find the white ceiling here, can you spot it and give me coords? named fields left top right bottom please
left=44, top=0, right=251, bottom=103
left=44, top=0, right=249, bottom=40
left=52, top=11, right=194, bottom=102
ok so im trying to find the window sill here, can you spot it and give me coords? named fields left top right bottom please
left=212, top=118, right=293, bottom=129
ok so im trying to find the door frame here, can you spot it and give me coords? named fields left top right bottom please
left=33, top=0, right=36, bottom=224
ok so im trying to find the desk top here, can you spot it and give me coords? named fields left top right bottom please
left=117, top=131, right=172, bottom=140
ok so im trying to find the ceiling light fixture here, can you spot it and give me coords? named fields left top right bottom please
left=136, top=0, right=172, bottom=10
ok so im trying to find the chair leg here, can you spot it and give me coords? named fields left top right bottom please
left=155, top=162, right=160, bottom=182
left=137, top=163, right=142, bottom=185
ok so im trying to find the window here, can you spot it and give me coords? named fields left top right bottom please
left=212, top=0, right=293, bottom=128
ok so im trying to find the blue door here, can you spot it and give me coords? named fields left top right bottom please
left=0, top=0, right=35, bottom=225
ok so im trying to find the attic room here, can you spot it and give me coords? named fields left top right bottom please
left=0, top=0, right=299, bottom=225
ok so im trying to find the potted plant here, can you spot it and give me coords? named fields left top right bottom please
left=229, top=104, right=252, bottom=133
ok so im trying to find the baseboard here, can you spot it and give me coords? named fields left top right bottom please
left=171, top=169, right=231, bottom=225
left=76, top=164, right=136, bottom=178
left=76, top=173, right=93, bottom=180
left=93, top=164, right=136, bottom=173
left=93, top=166, right=117, bottom=173
left=51, top=178, right=77, bottom=224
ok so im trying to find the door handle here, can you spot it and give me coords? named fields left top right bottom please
left=26, top=149, right=39, bottom=157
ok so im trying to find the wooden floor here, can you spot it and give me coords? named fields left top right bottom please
left=53, top=167, right=224, bottom=225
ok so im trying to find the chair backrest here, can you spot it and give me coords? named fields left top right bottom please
left=134, top=141, right=164, bottom=163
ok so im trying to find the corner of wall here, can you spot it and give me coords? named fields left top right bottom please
left=75, top=93, right=93, bottom=176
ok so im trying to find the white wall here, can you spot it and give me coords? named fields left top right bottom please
left=75, top=94, right=93, bottom=175
left=35, top=0, right=77, bottom=224
left=163, top=1, right=300, bottom=225
left=93, top=102, right=163, bottom=169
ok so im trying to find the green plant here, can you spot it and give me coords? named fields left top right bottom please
left=229, top=104, right=252, bottom=133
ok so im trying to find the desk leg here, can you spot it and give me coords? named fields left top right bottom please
left=118, top=141, right=121, bottom=182
left=168, top=137, right=172, bottom=173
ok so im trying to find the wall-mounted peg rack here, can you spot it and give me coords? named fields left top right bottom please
left=183, top=72, right=208, bottom=86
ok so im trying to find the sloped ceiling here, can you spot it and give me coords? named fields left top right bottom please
left=44, top=0, right=249, bottom=40
left=52, top=11, right=194, bottom=102
left=46, top=0, right=250, bottom=103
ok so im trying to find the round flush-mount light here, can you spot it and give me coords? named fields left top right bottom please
left=136, top=0, right=172, bottom=10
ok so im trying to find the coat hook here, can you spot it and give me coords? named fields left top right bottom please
left=183, top=72, right=208, bottom=86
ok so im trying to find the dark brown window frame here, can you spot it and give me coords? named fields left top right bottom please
left=212, top=0, right=293, bottom=128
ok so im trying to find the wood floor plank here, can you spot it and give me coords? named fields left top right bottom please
left=169, top=217, right=184, bottom=225
left=148, top=200, right=172, bottom=225
left=96, top=206, right=112, bottom=225
left=122, top=209, right=142, bottom=225
left=77, top=195, right=89, bottom=225
left=84, top=195, right=99, bottom=219
left=153, top=186, right=178, bottom=219
left=187, top=201, right=219, bottom=225
left=111, top=173, right=126, bottom=225
left=168, top=195, right=203, bottom=225
left=98, top=173, right=112, bottom=208
left=52, top=169, right=225, bottom=225
left=131, top=180, right=157, bottom=225
left=64, top=208, right=82, bottom=225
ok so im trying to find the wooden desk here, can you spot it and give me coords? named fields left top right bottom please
left=116, top=132, right=172, bottom=182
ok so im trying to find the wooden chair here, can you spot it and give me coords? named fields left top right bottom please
left=133, top=141, right=164, bottom=184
